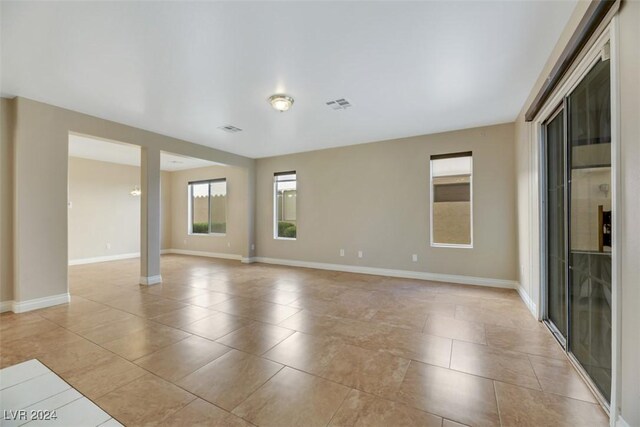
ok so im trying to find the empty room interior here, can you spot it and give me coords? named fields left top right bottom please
left=0, top=1, right=638, bottom=426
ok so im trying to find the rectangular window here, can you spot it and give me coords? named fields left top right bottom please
left=430, top=152, right=472, bottom=247
left=274, top=172, right=297, bottom=239
left=189, top=179, right=227, bottom=235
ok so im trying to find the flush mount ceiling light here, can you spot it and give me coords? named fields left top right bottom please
left=268, top=94, right=294, bottom=112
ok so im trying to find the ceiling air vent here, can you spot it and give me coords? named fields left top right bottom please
left=326, top=98, right=352, bottom=110
left=218, top=125, right=243, bottom=133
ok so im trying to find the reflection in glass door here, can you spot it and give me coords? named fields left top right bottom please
left=543, top=54, right=612, bottom=405
left=567, top=57, right=612, bottom=402
left=543, top=108, right=567, bottom=343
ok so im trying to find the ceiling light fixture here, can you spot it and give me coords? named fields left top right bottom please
left=268, top=94, right=294, bottom=112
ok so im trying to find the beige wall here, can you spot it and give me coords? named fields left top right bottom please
left=514, top=1, right=640, bottom=424
left=0, top=98, right=15, bottom=304
left=170, top=165, right=248, bottom=257
left=67, top=157, right=172, bottom=262
left=617, top=1, right=640, bottom=424
left=255, top=122, right=517, bottom=282
left=8, top=96, right=253, bottom=303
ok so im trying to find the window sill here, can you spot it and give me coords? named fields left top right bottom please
left=274, top=237, right=297, bottom=241
left=431, top=243, right=473, bottom=249
left=188, top=233, right=227, bottom=237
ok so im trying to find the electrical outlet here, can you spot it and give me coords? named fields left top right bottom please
left=358, top=250, right=363, bottom=258
left=339, top=249, right=345, bottom=257
left=67, top=201, right=72, bottom=208
left=106, top=243, right=111, bottom=250
left=412, top=254, right=418, bottom=262
left=251, top=243, right=255, bottom=251
left=228, top=242, right=231, bottom=248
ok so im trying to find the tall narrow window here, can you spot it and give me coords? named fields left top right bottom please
left=430, top=152, right=472, bottom=247
left=189, top=178, right=227, bottom=235
left=274, top=172, right=296, bottom=239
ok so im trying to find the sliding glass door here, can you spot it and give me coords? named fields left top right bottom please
left=543, top=107, right=567, bottom=343
left=543, top=54, right=612, bottom=404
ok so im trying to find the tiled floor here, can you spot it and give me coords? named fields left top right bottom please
left=0, top=255, right=608, bottom=426
left=0, top=359, right=120, bottom=426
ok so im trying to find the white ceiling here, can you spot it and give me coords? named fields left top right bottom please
left=69, top=134, right=224, bottom=172
left=2, top=1, right=576, bottom=158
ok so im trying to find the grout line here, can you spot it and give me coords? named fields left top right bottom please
left=493, top=380, right=503, bottom=426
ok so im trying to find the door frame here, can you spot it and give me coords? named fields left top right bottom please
left=533, top=20, right=621, bottom=423
left=540, top=103, right=568, bottom=349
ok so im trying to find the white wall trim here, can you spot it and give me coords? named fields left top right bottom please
left=68, top=249, right=173, bottom=266
left=241, top=257, right=257, bottom=264
left=517, top=285, right=537, bottom=317
left=615, top=415, right=630, bottom=427
left=252, top=257, right=518, bottom=289
left=0, top=300, right=14, bottom=313
left=68, top=252, right=141, bottom=266
left=168, top=249, right=242, bottom=261
left=139, top=275, right=162, bottom=285
left=11, top=293, right=70, bottom=313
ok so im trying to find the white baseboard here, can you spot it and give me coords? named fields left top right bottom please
left=68, top=252, right=141, bottom=266
left=11, top=293, right=70, bottom=313
left=251, top=257, right=518, bottom=289
left=69, top=249, right=173, bottom=266
left=168, top=249, right=242, bottom=261
left=241, top=257, right=257, bottom=264
left=615, top=415, right=630, bottom=427
left=0, top=300, right=14, bottom=313
left=140, top=275, right=162, bottom=285
left=517, top=285, right=537, bottom=317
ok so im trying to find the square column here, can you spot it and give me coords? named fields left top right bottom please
left=140, top=146, right=162, bottom=285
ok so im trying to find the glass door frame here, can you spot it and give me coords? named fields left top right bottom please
left=534, top=22, right=620, bottom=418
left=540, top=102, right=569, bottom=349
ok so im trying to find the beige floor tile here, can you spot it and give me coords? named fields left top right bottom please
left=151, top=306, right=216, bottom=328
left=216, top=322, right=295, bottom=355
left=158, top=398, right=253, bottom=427
left=2, top=256, right=605, bottom=427
left=353, top=328, right=453, bottom=368
left=182, top=291, right=233, bottom=308
left=134, top=335, right=230, bottom=382
left=455, top=305, right=540, bottom=330
left=142, top=284, right=209, bottom=301
left=63, top=354, right=148, bottom=399
left=0, top=327, right=82, bottom=368
left=450, top=340, right=541, bottom=389
left=38, top=338, right=112, bottom=373
left=210, top=297, right=300, bottom=324
left=257, top=289, right=301, bottom=305
left=494, top=381, right=608, bottom=427
left=118, top=298, right=190, bottom=319
left=180, top=311, right=254, bottom=340
left=0, top=316, right=60, bottom=342
left=423, top=314, right=487, bottom=344
left=96, top=373, right=196, bottom=427
left=263, top=331, right=343, bottom=374
left=232, top=367, right=351, bottom=427
left=370, top=308, right=429, bottom=331
left=49, top=307, right=137, bottom=333
left=329, top=389, right=442, bottom=427
left=528, top=354, right=598, bottom=403
left=485, top=324, right=566, bottom=359
left=75, top=316, right=154, bottom=344
left=177, top=349, right=283, bottom=411
left=395, top=361, right=500, bottom=427
left=101, top=324, right=191, bottom=360
left=319, top=344, right=410, bottom=398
